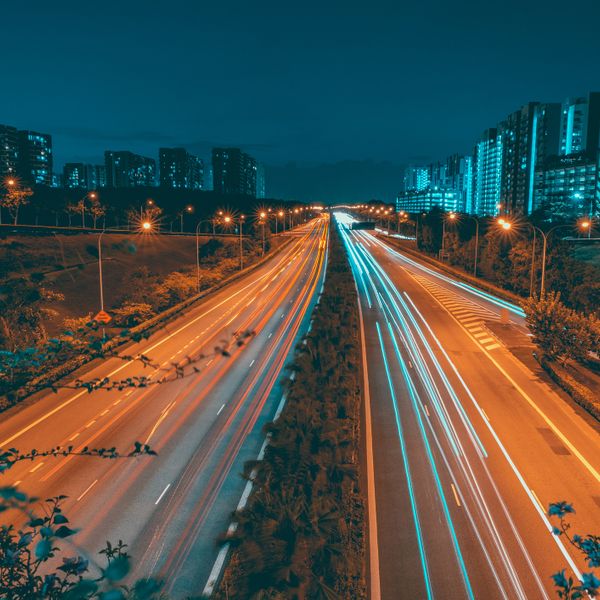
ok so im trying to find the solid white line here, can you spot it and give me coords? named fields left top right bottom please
left=77, top=479, right=98, bottom=501
left=155, top=483, right=171, bottom=505
left=480, top=408, right=491, bottom=421
left=217, top=403, right=225, bottom=415
left=357, top=285, right=381, bottom=600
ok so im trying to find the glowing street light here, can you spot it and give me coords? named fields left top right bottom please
left=142, top=221, right=152, bottom=231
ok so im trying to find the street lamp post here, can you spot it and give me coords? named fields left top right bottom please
left=259, top=211, right=267, bottom=256
left=441, top=212, right=456, bottom=254
left=195, top=219, right=213, bottom=293
left=239, top=215, right=245, bottom=270
left=97, top=230, right=106, bottom=315
left=466, top=215, right=480, bottom=277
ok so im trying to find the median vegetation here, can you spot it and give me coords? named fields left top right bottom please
left=215, top=220, right=366, bottom=599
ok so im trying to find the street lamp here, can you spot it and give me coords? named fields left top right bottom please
left=277, top=210, right=284, bottom=233
left=180, top=205, right=193, bottom=232
left=441, top=212, right=457, bottom=253
left=579, top=218, right=592, bottom=239
left=498, top=220, right=572, bottom=296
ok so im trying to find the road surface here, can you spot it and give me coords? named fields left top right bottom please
left=336, top=212, right=600, bottom=600
left=0, top=216, right=328, bottom=598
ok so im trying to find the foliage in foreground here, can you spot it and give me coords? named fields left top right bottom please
left=215, top=221, right=366, bottom=599
left=549, top=501, right=600, bottom=599
left=0, top=444, right=165, bottom=599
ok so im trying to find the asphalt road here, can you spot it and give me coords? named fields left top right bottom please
left=336, top=212, right=600, bottom=600
left=0, top=216, right=328, bottom=598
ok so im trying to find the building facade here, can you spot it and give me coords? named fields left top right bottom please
left=559, top=93, right=600, bottom=156
left=497, top=102, right=560, bottom=216
left=534, top=152, right=599, bottom=219
left=396, top=188, right=459, bottom=214
left=0, top=124, right=19, bottom=180
left=62, top=163, right=106, bottom=190
left=256, top=162, right=266, bottom=198
left=105, top=150, right=156, bottom=188
left=17, top=130, right=53, bottom=186
left=403, top=165, right=430, bottom=192
left=159, top=147, right=203, bottom=189
left=212, top=147, right=257, bottom=196
left=472, top=128, right=503, bottom=216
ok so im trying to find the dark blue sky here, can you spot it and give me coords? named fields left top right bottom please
left=2, top=0, right=600, bottom=200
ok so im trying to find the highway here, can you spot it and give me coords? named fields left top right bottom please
left=0, top=216, right=328, bottom=598
left=336, top=212, right=600, bottom=600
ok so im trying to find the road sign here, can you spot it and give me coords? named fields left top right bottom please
left=94, top=310, right=112, bottom=324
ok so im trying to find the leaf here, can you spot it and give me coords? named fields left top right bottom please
left=62, top=579, right=99, bottom=599
left=100, top=590, right=126, bottom=600
left=53, top=513, right=69, bottom=524
left=35, top=538, right=52, bottom=560
left=55, top=525, right=78, bottom=538
left=104, top=555, right=130, bottom=581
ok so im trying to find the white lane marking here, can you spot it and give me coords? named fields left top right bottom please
left=85, top=420, right=96, bottom=428
left=217, top=403, right=225, bottom=415
left=481, top=408, right=491, bottom=421
left=100, top=409, right=109, bottom=416
left=478, top=337, right=495, bottom=344
left=206, top=359, right=213, bottom=366
left=473, top=331, right=488, bottom=338
left=450, top=483, right=461, bottom=507
left=268, top=332, right=273, bottom=338
left=249, top=359, right=255, bottom=367
left=124, top=390, right=133, bottom=397
left=424, top=404, right=430, bottom=417
left=408, top=360, right=413, bottom=368
left=468, top=327, right=484, bottom=333
left=155, top=483, right=171, bottom=505
left=29, top=462, right=44, bottom=473
left=531, top=489, right=545, bottom=514
left=68, top=432, right=80, bottom=441
left=485, top=343, right=501, bottom=351
left=77, top=479, right=98, bottom=501
left=13, top=480, right=21, bottom=486
left=280, top=312, right=285, bottom=318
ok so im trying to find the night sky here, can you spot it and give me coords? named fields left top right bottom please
left=3, top=0, right=600, bottom=201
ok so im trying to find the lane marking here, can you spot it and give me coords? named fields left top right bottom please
left=424, top=404, right=430, bottom=417
left=249, top=359, right=255, bottom=367
left=77, top=479, right=98, bottom=501
left=450, top=483, right=461, bottom=507
left=485, top=343, right=501, bottom=351
left=100, top=409, right=109, bottom=416
left=29, top=462, right=44, bottom=473
left=473, top=332, right=488, bottom=338
left=478, top=337, right=495, bottom=344
left=155, top=483, right=171, bottom=505
left=68, top=432, right=80, bottom=441
left=85, top=420, right=96, bottom=428
left=217, top=403, right=225, bottom=415
left=481, top=408, right=491, bottom=421
left=531, top=489, right=545, bottom=514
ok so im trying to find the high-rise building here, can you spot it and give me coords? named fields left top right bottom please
left=212, top=147, right=257, bottom=196
left=159, top=147, right=203, bottom=189
left=0, top=124, right=19, bottom=180
left=559, top=93, right=600, bottom=156
left=17, top=130, right=53, bottom=186
left=446, top=154, right=473, bottom=213
left=498, top=102, right=560, bottom=216
left=63, top=163, right=93, bottom=189
left=62, top=164, right=105, bottom=190
left=105, top=150, right=156, bottom=188
left=534, top=153, right=599, bottom=219
left=472, top=128, right=503, bottom=216
left=403, top=165, right=430, bottom=192
left=256, top=162, right=266, bottom=198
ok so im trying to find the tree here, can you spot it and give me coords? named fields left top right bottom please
left=522, top=292, right=600, bottom=363
left=89, top=197, right=107, bottom=229
left=112, top=302, right=155, bottom=327
left=1, top=180, right=33, bottom=225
